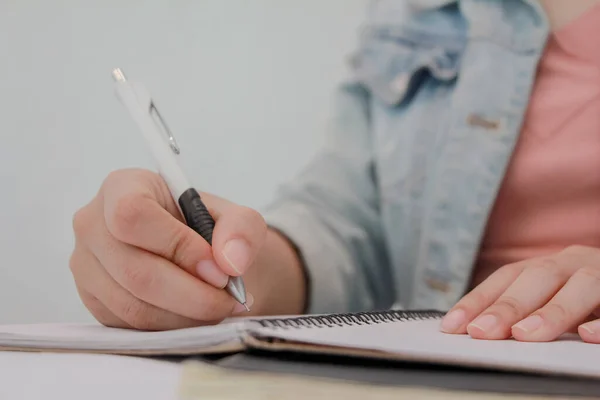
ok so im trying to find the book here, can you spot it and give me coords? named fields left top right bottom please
left=1, top=309, right=599, bottom=380
left=179, top=360, right=591, bottom=400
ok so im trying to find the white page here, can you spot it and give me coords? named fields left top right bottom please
left=0, top=320, right=246, bottom=352
left=0, top=351, right=180, bottom=400
left=252, top=318, right=600, bottom=379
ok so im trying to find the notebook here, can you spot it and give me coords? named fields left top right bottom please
left=2, top=309, right=599, bottom=380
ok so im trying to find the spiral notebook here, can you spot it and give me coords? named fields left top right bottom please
left=2, top=309, right=600, bottom=380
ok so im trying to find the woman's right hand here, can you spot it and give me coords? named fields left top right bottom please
left=69, top=168, right=267, bottom=330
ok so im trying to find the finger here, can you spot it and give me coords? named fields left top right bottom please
left=511, top=267, right=600, bottom=342
left=102, top=168, right=181, bottom=216
left=208, top=199, right=268, bottom=277
left=440, top=262, right=525, bottom=334
left=77, top=287, right=132, bottom=329
left=70, top=245, right=131, bottom=328
left=562, top=313, right=596, bottom=333
left=83, top=214, right=242, bottom=322
left=102, top=172, right=227, bottom=288
left=466, top=257, right=574, bottom=340
left=579, top=315, right=600, bottom=344
left=71, top=246, right=212, bottom=330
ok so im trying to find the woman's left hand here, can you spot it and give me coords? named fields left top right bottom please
left=440, top=245, right=600, bottom=343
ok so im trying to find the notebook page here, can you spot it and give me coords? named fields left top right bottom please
left=251, top=318, right=600, bottom=379
left=0, top=320, right=246, bottom=352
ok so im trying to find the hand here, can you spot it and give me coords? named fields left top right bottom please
left=440, top=245, right=600, bottom=343
left=69, top=168, right=267, bottom=330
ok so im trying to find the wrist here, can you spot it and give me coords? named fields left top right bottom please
left=243, top=228, right=307, bottom=316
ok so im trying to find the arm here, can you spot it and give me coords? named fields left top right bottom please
left=69, top=82, right=390, bottom=329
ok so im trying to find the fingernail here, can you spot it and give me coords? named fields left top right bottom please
left=440, top=309, right=466, bottom=333
left=233, top=293, right=254, bottom=314
left=222, top=239, right=251, bottom=274
left=580, top=321, right=600, bottom=335
left=513, top=315, right=543, bottom=333
left=469, top=314, right=498, bottom=334
left=196, top=260, right=228, bottom=288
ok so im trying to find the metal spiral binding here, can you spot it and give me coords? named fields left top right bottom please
left=255, top=310, right=445, bottom=329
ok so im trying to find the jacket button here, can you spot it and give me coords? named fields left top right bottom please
left=467, top=113, right=500, bottom=130
left=425, top=277, right=451, bottom=293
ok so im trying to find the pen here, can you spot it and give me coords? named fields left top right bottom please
left=111, top=68, right=249, bottom=311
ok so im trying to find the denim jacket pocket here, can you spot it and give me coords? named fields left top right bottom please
left=349, top=28, right=465, bottom=106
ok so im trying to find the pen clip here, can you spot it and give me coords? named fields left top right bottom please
left=149, top=101, right=180, bottom=155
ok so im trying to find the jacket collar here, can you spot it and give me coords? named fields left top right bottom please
left=406, top=0, right=546, bottom=17
left=405, top=0, right=549, bottom=52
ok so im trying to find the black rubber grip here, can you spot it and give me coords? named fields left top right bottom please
left=178, top=188, right=215, bottom=245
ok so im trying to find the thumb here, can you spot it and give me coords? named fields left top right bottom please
left=202, top=194, right=268, bottom=277
left=102, top=170, right=215, bottom=281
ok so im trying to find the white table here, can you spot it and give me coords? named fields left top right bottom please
left=0, top=351, right=181, bottom=400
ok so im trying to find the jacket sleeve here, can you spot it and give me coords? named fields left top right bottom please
left=262, top=82, right=395, bottom=314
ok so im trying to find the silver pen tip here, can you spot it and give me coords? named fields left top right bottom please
left=243, top=303, right=250, bottom=312
left=111, top=68, right=126, bottom=82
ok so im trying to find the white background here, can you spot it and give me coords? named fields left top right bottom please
left=0, top=1, right=367, bottom=323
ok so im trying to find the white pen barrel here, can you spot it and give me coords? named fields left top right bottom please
left=112, top=72, right=248, bottom=308
left=113, top=81, right=190, bottom=200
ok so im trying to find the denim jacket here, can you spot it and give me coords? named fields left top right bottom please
left=264, top=0, right=551, bottom=314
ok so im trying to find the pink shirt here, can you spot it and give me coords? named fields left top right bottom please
left=472, top=3, right=600, bottom=287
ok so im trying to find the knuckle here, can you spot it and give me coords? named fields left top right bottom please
left=102, top=169, right=129, bottom=191
left=98, top=318, right=125, bottom=329
left=465, top=290, right=490, bottom=309
left=575, top=266, right=600, bottom=285
left=121, top=299, right=154, bottom=330
left=541, top=302, right=571, bottom=325
left=104, top=168, right=166, bottom=202
left=87, top=302, right=116, bottom=327
left=453, top=290, right=489, bottom=317
left=104, top=168, right=155, bottom=187
left=502, top=261, right=521, bottom=273
left=109, top=194, right=147, bottom=240
left=547, top=265, right=572, bottom=282
left=527, top=261, right=571, bottom=283
left=562, top=244, right=589, bottom=256
left=538, top=256, right=561, bottom=271
left=75, top=288, right=116, bottom=328
left=523, top=263, right=546, bottom=277
left=121, top=265, right=156, bottom=298
left=102, top=170, right=123, bottom=187
left=250, top=208, right=267, bottom=227
left=68, top=251, right=79, bottom=274
left=90, top=310, right=113, bottom=328
left=68, top=247, right=88, bottom=276
left=240, top=207, right=267, bottom=233
left=72, top=206, right=93, bottom=238
left=492, top=296, right=524, bottom=319
left=168, top=228, right=197, bottom=267
left=498, top=261, right=525, bottom=279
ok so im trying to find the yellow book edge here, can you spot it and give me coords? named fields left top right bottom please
left=177, top=360, right=594, bottom=400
